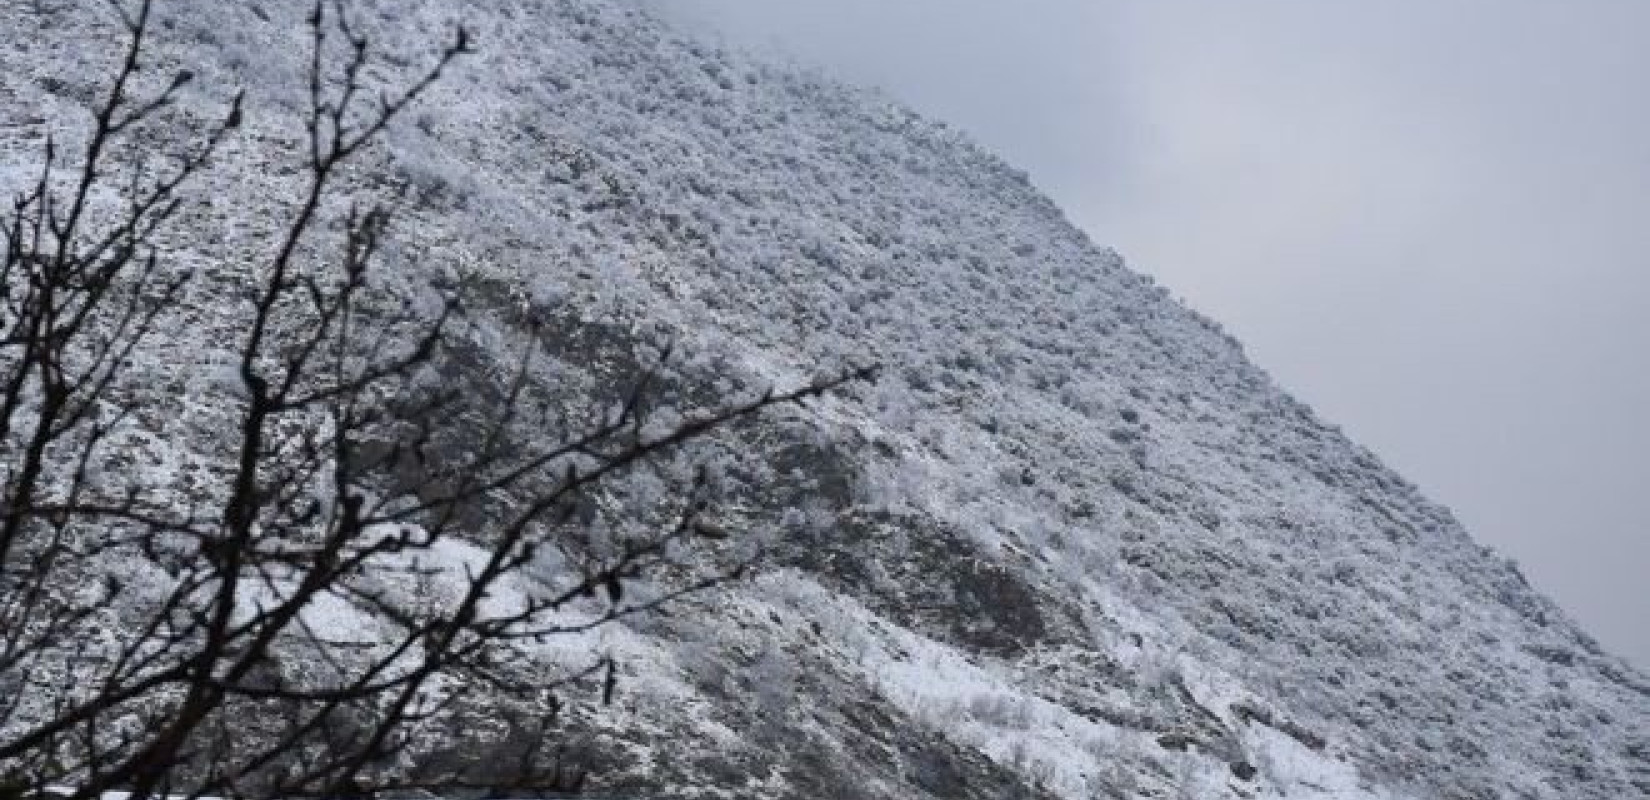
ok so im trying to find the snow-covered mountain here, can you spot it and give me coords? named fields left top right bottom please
left=2, top=1, right=1644, bottom=798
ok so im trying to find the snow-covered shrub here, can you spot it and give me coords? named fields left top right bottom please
left=0, top=5, right=867, bottom=798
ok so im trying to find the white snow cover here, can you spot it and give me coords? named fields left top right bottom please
left=1, top=1, right=1645, bottom=798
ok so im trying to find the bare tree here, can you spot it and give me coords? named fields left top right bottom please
left=0, top=3, right=870, bottom=798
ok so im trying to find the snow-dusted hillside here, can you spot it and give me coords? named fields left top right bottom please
left=2, top=1, right=1645, bottom=798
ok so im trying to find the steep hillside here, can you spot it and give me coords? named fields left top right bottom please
left=1, top=1, right=1644, bottom=798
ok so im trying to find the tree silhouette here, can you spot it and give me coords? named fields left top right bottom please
left=0, top=3, right=869, bottom=798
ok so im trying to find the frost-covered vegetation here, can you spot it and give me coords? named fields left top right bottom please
left=0, top=3, right=862, bottom=797
left=1, top=1, right=1645, bottom=799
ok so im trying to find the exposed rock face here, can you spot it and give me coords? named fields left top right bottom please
left=2, top=2, right=1644, bottom=798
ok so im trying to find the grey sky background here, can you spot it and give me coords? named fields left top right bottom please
left=634, top=0, right=1650, bottom=668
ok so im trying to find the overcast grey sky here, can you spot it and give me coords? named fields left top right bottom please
left=636, top=0, right=1649, bottom=668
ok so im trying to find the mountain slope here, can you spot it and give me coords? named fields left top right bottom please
left=1, top=1, right=1644, bottom=798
